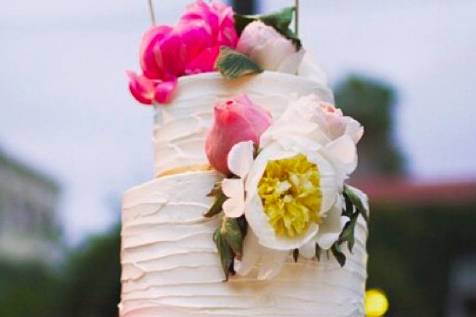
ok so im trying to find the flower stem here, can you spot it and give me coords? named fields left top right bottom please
left=147, top=0, right=156, bottom=26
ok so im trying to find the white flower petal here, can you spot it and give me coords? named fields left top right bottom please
left=325, top=135, right=358, bottom=175
left=345, top=117, right=364, bottom=144
left=227, top=141, right=255, bottom=178
left=223, top=197, right=245, bottom=218
left=305, top=150, right=339, bottom=214
left=316, top=196, right=346, bottom=250
left=221, top=178, right=244, bottom=199
left=257, top=249, right=289, bottom=280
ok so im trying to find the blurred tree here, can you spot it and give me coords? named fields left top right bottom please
left=0, top=260, right=62, bottom=317
left=334, top=75, right=406, bottom=176
left=59, top=225, right=121, bottom=317
left=367, top=202, right=476, bottom=317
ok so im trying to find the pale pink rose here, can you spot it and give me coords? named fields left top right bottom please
left=316, top=101, right=364, bottom=144
left=236, top=21, right=304, bottom=73
left=205, top=95, right=271, bottom=174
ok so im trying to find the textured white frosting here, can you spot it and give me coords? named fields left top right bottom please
left=120, top=171, right=368, bottom=317
left=153, top=70, right=334, bottom=176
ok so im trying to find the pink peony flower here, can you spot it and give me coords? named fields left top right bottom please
left=128, top=0, right=238, bottom=106
left=205, top=95, right=271, bottom=174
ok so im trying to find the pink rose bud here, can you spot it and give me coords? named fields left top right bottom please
left=205, top=95, right=271, bottom=174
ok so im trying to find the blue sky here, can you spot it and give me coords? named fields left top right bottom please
left=1, top=0, right=475, bottom=243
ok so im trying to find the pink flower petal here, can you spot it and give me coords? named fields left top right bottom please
left=185, top=46, right=220, bottom=74
left=140, top=25, right=173, bottom=79
left=155, top=31, right=186, bottom=79
left=154, top=79, right=177, bottom=104
left=176, top=21, right=213, bottom=62
left=127, top=71, right=155, bottom=105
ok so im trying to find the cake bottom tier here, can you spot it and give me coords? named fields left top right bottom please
left=120, top=171, right=368, bottom=317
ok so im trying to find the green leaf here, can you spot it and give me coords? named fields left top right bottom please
left=342, top=191, right=355, bottom=218
left=331, top=243, right=347, bottom=267
left=216, top=47, right=262, bottom=80
left=234, top=7, right=301, bottom=49
left=339, top=212, right=359, bottom=252
left=213, top=228, right=234, bottom=281
left=220, top=217, right=244, bottom=259
left=204, top=187, right=227, bottom=218
left=293, top=249, right=299, bottom=262
left=344, top=185, right=369, bottom=222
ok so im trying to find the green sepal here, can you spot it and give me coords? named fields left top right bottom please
left=213, top=227, right=234, bottom=281
left=315, top=243, right=322, bottom=261
left=234, top=7, right=301, bottom=49
left=215, top=47, right=262, bottom=80
left=204, top=185, right=227, bottom=218
left=293, top=249, right=300, bottom=262
left=331, top=243, right=347, bottom=267
left=339, top=211, right=359, bottom=252
left=221, top=217, right=244, bottom=259
left=213, top=217, right=245, bottom=280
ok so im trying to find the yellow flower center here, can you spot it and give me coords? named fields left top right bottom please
left=257, top=154, right=322, bottom=238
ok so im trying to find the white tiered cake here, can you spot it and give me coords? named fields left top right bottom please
left=121, top=1, right=369, bottom=316
left=119, top=71, right=368, bottom=317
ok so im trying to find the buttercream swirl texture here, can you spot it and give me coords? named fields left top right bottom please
left=120, top=171, right=368, bottom=317
left=153, top=71, right=334, bottom=176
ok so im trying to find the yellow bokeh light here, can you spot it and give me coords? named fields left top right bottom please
left=365, top=289, right=389, bottom=317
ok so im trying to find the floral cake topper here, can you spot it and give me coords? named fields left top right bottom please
left=128, top=0, right=304, bottom=105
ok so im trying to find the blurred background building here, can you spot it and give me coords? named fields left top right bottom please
left=1, top=0, right=475, bottom=317
left=0, top=147, right=62, bottom=263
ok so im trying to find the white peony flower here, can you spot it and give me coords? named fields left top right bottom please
left=243, top=140, right=341, bottom=251
left=231, top=136, right=354, bottom=279
left=236, top=21, right=305, bottom=74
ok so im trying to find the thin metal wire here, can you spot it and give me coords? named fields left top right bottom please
left=295, top=0, right=299, bottom=36
left=147, top=0, right=157, bottom=26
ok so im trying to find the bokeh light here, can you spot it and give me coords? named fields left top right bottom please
left=365, top=289, right=389, bottom=317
